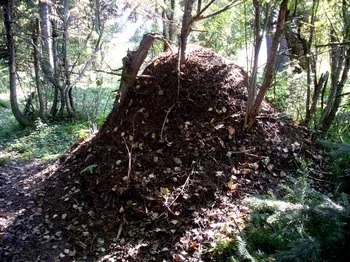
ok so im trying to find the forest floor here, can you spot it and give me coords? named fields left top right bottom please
left=0, top=50, right=331, bottom=261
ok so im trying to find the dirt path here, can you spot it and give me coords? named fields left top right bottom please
left=0, top=156, right=60, bottom=260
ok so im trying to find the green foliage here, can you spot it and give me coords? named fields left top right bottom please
left=207, top=236, right=257, bottom=262
left=197, top=2, right=252, bottom=58
left=0, top=99, right=9, bottom=109
left=0, top=106, right=23, bottom=142
left=73, top=85, right=114, bottom=122
left=207, top=239, right=239, bottom=262
left=208, top=162, right=350, bottom=261
left=1, top=119, right=91, bottom=162
left=80, top=164, right=98, bottom=175
left=266, top=64, right=308, bottom=121
left=0, top=151, right=11, bottom=166
left=317, top=140, right=350, bottom=181
left=327, top=108, right=350, bottom=142
left=0, top=80, right=114, bottom=162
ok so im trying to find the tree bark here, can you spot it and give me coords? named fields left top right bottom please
left=3, top=0, right=30, bottom=126
left=304, top=0, right=318, bottom=126
left=39, top=0, right=54, bottom=77
left=245, top=0, right=263, bottom=127
left=62, top=0, right=74, bottom=117
left=245, top=0, right=289, bottom=131
left=33, top=18, right=47, bottom=121
left=180, top=0, right=195, bottom=64
left=308, top=71, right=328, bottom=126
left=320, top=46, right=350, bottom=134
left=113, top=33, right=157, bottom=111
left=50, top=18, right=59, bottom=118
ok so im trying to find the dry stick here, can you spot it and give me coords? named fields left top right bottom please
left=116, top=222, right=124, bottom=240
left=232, top=215, right=242, bottom=234
left=160, top=103, right=176, bottom=141
left=176, top=35, right=182, bottom=101
left=167, top=166, right=195, bottom=212
left=123, top=137, right=132, bottom=189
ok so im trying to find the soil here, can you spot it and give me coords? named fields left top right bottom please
left=0, top=50, right=329, bottom=261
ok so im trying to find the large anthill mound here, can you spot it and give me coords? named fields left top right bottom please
left=62, top=50, right=308, bottom=200
left=3, top=50, right=318, bottom=261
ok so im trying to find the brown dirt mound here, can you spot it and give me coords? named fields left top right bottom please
left=2, top=50, right=322, bottom=261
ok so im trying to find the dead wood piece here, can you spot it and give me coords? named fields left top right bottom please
left=116, top=33, right=174, bottom=110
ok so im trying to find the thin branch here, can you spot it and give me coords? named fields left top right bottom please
left=316, top=41, right=350, bottom=48
left=193, top=0, right=215, bottom=20
left=93, top=69, right=121, bottom=76
left=167, top=164, right=196, bottom=211
left=195, top=1, right=239, bottom=22
left=336, top=91, right=350, bottom=98
left=160, top=103, right=176, bottom=141
left=150, top=33, right=174, bottom=53
left=123, top=137, right=132, bottom=189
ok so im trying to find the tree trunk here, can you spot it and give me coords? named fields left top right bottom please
left=320, top=45, right=350, bottom=134
left=245, top=0, right=263, bottom=127
left=62, top=0, right=74, bottom=117
left=3, top=0, right=30, bottom=126
left=162, top=0, right=176, bottom=50
left=39, top=0, right=54, bottom=77
left=168, top=0, right=176, bottom=42
left=33, top=18, right=47, bottom=121
left=50, top=18, right=60, bottom=118
left=245, top=0, right=289, bottom=131
left=304, top=0, right=318, bottom=126
left=180, top=0, right=195, bottom=64
left=162, top=9, right=168, bottom=51
left=308, top=71, right=328, bottom=127
left=113, top=33, right=157, bottom=111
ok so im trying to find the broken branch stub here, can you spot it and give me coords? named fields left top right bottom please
left=115, top=33, right=171, bottom=110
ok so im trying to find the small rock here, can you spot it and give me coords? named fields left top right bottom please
left=69, top=249, right=76, bottom=256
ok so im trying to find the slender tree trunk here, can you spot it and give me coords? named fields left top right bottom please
left=3, top=0, right=30, bottom=126
left=304, top=0, right=318, bottom=126
left=50, top=19, right=59, bottom=118
left=320, top=46, right=350, bottom=134
left=39, top=0, right=54, bottom=77
left=33, top=18, right=47, bottom=121
left=318, top=0, right=350, bottom=135
left=180, top=0, right=195, bottom=64
left=62, top=0, right=73, bottom=117
left=168, top=0, right=176, bottom=42
left=162, top=10, right=167, bottom=51
left=308, top=71, right=328, bottom=126
left=245, top=0, right=289, bottom=130
left=245, top=0, right=263, bottom=127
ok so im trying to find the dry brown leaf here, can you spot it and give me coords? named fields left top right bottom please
left=228, top=126, right=235, bottom=136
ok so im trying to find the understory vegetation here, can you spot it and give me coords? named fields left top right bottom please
left=208, top=161, right=350, bottom=261
left=0, top=85, right=114, bottom=162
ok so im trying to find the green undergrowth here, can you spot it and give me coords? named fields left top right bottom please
left=0, top=85, right=114, bottom=163
left=0, top=119, right=94, bottom=162
left=317, top=140, right=350, bottom=177
left=207, top=161, right=350, bottom=261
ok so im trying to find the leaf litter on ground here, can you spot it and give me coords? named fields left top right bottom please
left=0, top=50, right=330, bottom=261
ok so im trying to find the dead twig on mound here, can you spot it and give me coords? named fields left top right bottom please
left=160, top=103, right=176, bottom=141
left=113, top=33, right=174, bottom=111
left=165, top=164, right=196, bottom=214
left=176, top=35, right=182, bottom=101
left=123, top=137, right=132, bottom=188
